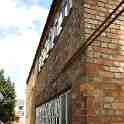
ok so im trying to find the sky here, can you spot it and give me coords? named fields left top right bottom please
left=0, top=0, right=52, bottom=99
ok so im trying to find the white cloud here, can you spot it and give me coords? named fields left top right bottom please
left=0, top=0, right=49, bottom=98
left=0, top=0, right=48, bottom=28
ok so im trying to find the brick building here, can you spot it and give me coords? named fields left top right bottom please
left=26, top=0, right=124, bottom=124
left=15, top=99, right=25, bottom=124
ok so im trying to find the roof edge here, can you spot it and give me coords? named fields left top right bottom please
left=26, top=0, right=57, bottom=85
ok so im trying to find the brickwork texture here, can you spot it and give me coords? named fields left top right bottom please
left=26, top=0, right=124, bottom=124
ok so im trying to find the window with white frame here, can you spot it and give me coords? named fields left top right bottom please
left=68, top=0, right=72, bottom=11
left=62, top=1, right=68, bottom=17
left=56, top=0, right=72, bottom=36
left=36, top=91, right=71, bottom=124
left=38, top=48, right=48, bottom=72
left=62, top=0, right=72, bottom=17
left=56, top=12, right=63, bottom=35
left=38, top=0, right=72, bottom=72
left=38, top=53, right=44, bottom=72
left=48, top=28, right=55, bottom=49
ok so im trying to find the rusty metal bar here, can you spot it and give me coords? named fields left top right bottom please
left=86, top=0, right=124, bottom=43
left=82, top=0, right=124, bottom=51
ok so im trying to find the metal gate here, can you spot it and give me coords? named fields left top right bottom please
left=36, top=91, right=71, bottom=124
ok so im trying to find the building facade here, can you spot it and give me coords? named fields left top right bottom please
left=15, top=99, right=25, bottom=124
left=26, top=0, right=124, bottom=124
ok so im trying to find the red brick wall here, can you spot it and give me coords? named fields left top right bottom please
left=80, top=0, right=124, bottom=124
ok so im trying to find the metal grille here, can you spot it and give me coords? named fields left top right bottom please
left=36, top=91, right=71, bottom=124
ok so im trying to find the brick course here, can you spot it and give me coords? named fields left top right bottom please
left=82, top=0, right=124, bottom=124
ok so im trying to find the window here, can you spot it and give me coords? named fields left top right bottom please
left=62, top=0, right=72, bottom=18
left=38, top=0, right=73, bottom=72
left=38, top=55, right=43, bottom=72
left=57, top=12, right=63, bottom=35
left=68, top=0, right=72, bottom=11
left=44, top=40, right=49, bottom=53
left=38, top=48, right=48, bottom=72
left=36, top=91, right=71, bottom=124
left=19, top=106, right=24, bottom=110
left=62, top=1, right=68, bottom=17
left=57, top=0, right=72, bottom=35
left=64, top=4, right=68, bottom=17
left=48, top=28, right=55, bottom=49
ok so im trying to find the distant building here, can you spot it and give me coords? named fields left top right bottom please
left=26, top=0, right=124, bottom=124
left=15, top=99, right=25, bottom=124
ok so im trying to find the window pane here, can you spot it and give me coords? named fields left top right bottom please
left=68, top=0, right=72, bottom=9
left=65, top=4, right=68, bottom=16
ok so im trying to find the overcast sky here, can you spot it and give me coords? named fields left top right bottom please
left=0, top=0, right=52, bottom=99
